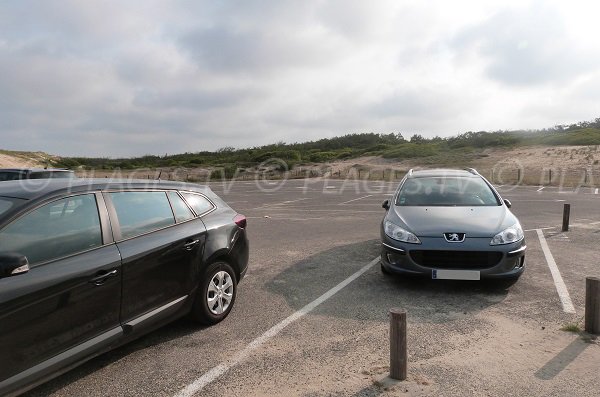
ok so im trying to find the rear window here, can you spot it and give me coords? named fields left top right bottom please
left=110, top=191, right=175, bottom=239
left=0, top=197, right=26, bottom=216
left=167, top=192, right=195, bottom=222
left=396, top=177, right=500, bottom=206
left=181, top=192, right=214, bottom=216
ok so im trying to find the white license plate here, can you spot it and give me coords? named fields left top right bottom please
left=432, top=269, right=480, bottom=280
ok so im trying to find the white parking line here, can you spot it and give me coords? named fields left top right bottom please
left=535, top=229, right=575, bottom=314
left=173, top=257, right=380, bottom=397
left=524, top=227, right=554, bottom=232
left=252, top=198, right=309, bottom=209
left=339, top=194, right=373, bottom=205
left=595, top=188, right=599, bottom=195
left=537, top=186, right=545, bottom=192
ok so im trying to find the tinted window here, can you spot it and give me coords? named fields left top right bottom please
left=181, top=192, right=214, bottom=215
left=168, top=192, right=195, bottom=222
left=396, top=177, right=500, bottom=206
left=0, top=171, right=23, bottom=181
left=29, top=171, right=74, bottom=179
left=0, top=194, right=102, bottom=265
left=0, top=197, right=26, bottom=216
left=110, top=191, right=175, bottom=239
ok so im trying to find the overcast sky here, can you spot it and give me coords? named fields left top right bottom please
left=1, top=0, right=599, bottom=157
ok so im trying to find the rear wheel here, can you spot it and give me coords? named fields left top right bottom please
left=190, top=261, right=237, bottom=325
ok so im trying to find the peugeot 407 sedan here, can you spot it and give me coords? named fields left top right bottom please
left=380, top=169, right=526, bottom=281
left=0, top=179, right=249, bottom=396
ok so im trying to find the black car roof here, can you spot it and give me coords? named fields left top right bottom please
left=0, top=178, right=211, bottom=200
left=0, top=168, right=73, bottom=173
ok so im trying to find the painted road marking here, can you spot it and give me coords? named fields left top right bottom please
left=252, top=198, right=310, bottom=209
left=535, top=229, right=575, bottom=314
left=537, top=186, right=545, bottom=192
left=524, top=227, right=554, bottom=232
left=595, top=188, right=599, bottom=194
left=517, top=199, right=565, bottom=202
left=339, top=194, right=373, bottom=205
left=173, top=257, right=380, bottom=397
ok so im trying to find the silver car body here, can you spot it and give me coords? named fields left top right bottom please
left=380, top=169, right=526, bottom=280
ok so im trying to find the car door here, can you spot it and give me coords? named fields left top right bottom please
left=0, top=193, right=122, bottom=391
left=104, top=190, right=206, bottom=332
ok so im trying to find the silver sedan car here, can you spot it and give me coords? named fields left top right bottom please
left=380, top=168, right=526, bottom=281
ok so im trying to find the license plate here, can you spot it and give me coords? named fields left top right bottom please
left=432, top=269, right=480, bottom=280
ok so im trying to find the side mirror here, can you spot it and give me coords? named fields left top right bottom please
left=503, top=199, right=512, bottom=208
left=382, top=199, right=390, bottom=210
left=0, top=253, right=30, bottom=278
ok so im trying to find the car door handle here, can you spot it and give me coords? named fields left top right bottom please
left=183, top=239, right=200, bottom=250
left=89, top=269, right=118, bottom=286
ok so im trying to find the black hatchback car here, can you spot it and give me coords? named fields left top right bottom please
left=0, top=179, right=248, bottom=396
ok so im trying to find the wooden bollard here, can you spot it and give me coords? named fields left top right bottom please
left=562, top=203, right=571, bottom=232
left=389, top=308, right=407, bottom=380
left=585, top=277, right=600, bottom=335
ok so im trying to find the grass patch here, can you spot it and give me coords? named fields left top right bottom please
left=560, top=323, right=582, bottom=333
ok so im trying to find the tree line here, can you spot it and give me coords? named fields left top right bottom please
left=54, top=118, right=600, bottom=170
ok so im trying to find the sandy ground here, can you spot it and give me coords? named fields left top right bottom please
left=2, top=145, right=599, bottom=187
left=0, top=152, right=49, bottom=168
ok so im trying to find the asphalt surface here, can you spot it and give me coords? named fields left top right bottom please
left=24, top=178, right=600, bottom=396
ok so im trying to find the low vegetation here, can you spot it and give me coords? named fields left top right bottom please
left=48, top=117, right=600, bottom=171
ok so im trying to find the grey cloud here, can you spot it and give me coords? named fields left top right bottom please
left=367, top=88, right=465, bottom=121
left=452, top=3, right=596, bottom=86
left=179, top=26, right=341, bottom=74
left=131, top=88, right=257, bottom=111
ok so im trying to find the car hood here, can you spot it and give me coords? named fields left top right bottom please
left=391, top=206, right=515, bottom=237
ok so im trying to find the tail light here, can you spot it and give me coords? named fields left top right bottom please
left=233, top=214, right=247, bottom=229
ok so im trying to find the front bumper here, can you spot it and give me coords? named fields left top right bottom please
left=380, top=233, right=526, bottom=279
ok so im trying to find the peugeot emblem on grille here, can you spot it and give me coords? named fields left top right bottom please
left=444, top=232, right=465, bottom=242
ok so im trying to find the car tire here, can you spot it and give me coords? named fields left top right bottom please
left=190, top=261, right=237, bottom=325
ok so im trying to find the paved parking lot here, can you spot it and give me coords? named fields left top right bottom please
left=25, top=178, right=600, bottom=396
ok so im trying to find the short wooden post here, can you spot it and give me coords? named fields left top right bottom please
left=585, top=277, right=600, bottom=335
left=389, top=308, right=407, bottom=380
left=549, top=169, right=553, bottom=185
left=517, top=168, right=521, bottom=182
left=562, top=203, right=571, bottom=232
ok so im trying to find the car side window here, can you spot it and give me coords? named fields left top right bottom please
left=110, top=191, right=175, bottom=239
left=0, top=194, right=103, bottom=265
left=181, top=192, right=214, bottom=216
left=167, top=192, right=195, bottom=223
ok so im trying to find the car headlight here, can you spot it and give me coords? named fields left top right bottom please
left=384, top=221, right=421, bottom=244
left=490, top=223, right=524, bottom=245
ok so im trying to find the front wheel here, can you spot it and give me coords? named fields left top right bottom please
left=190, top=261, right=237, bottom=325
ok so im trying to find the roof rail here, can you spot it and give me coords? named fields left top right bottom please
left=464, top=168, right=479, bottom=175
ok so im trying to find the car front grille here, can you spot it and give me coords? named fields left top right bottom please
left=409, top=250, right=503, bottom=269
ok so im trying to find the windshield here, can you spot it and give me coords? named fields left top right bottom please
left=0, top=196, right=27, bottom=216
left=396, top=176, right=500, bottom=206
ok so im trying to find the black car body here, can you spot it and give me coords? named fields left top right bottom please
left=381, top=169, right=526, bottom=280
left=0, top=179, right=248, bottom=396
left=0, top=168, right=74, bottom=181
